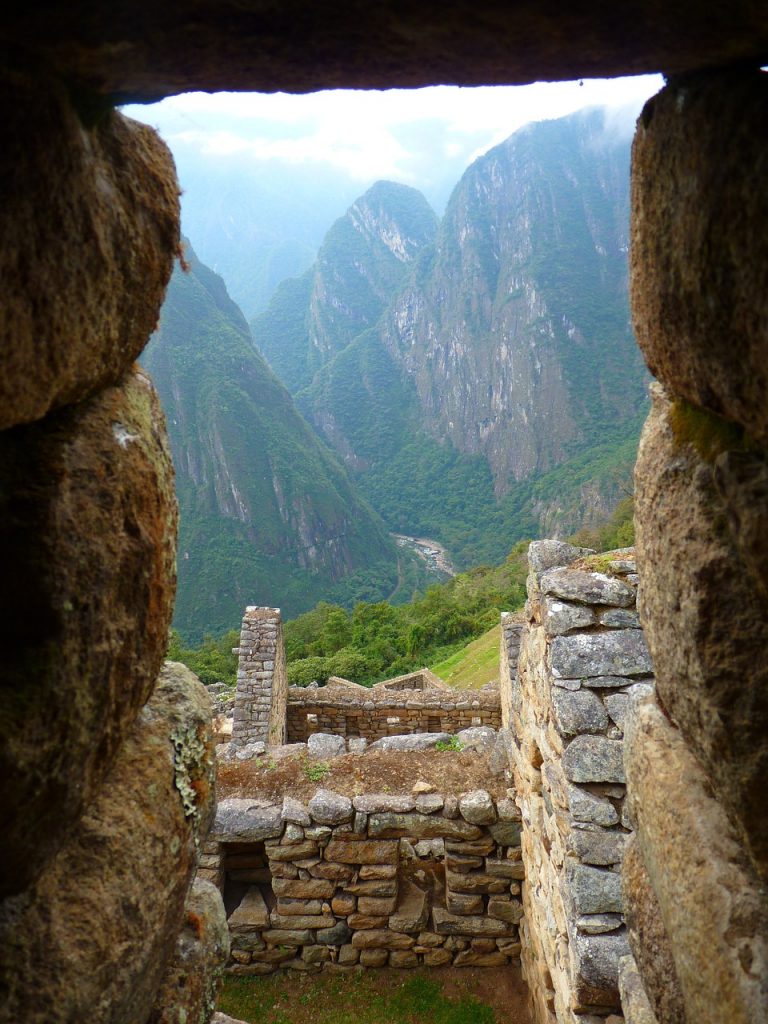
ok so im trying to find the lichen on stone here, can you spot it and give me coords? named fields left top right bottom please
left=171, top=723, right=210, bottom=821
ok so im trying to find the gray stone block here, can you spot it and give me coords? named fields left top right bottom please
left=308, top=789, right=353, bottom=825
left=566, top=861, right=624, bottom=914
left=551, top=630, right=653, bottom=679
left=553, top=689, right=610, bottom=736
left=541, top=567, right=636, bottom=607
left=563, top=735, right=626, bottom=783
left=543, top=596, right=597, bottom=635
left=567, top=785, right=620, bottom=826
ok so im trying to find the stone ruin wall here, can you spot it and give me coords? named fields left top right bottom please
left=200, top=788, right=524, bottom=975
left=503, top=542, right=652, bottom=1024
left=286, top=686, right=501, bottom=742
left=232, top=607, right=287, bottom=749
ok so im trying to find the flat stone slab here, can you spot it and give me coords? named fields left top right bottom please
left=540, top=568, right=636, bottom=607
left=228, top=887, right=269, bottom=931
left=368, top=733, right=452, bottom=752
left=367, top=812, right=482, bottom=841
left=432, top=907, right=514, bottom=937
left=323, top=839, right=399, bottom=865
left=352, top=794, right=415, bottom=813
left=551, top=630, right=653, bottom=679
left=528, top=541, right=594, bottom=573
left=389, top=879, right=430, bottom=933
left=563, top=735, right=626, bottom=783
left=213, top=800, right=282, bottom=842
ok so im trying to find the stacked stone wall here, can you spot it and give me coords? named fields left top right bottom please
left=203, top=788, right=523, bottom=974
left=232, top=607, right=287, bottom=749
left=507, top=541, right=653, bottom=1024
left=286, top=687, right=501, bottom=742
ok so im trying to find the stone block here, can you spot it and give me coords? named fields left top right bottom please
left=456, top=726, right=497, bottom=752
left=213, top=801, right=282, bottom=844
left=276, top=898, right=324, bottom=917
left=307, top=733, right=346, bottom=759
left=0, top=370, right=179, bottom=897
left=446, top=852, right=484, bottom=873
left=0, top=662, right=215, bottom=1023
left=576, top=914, right=624, bottom=935
left=566, top=862, right=623, bottom=915
left=262, top=929, right=311, bottom=946
left=568, top=830, right=627, bottom=867
left=487, top=898, right=523, bottom=923
left=316, top=921, right=352, bottom=946
left=625, top=699, right=768, bottom=1024
left=458, top=790, right=496, bottom=825
left=618, top=954, right=661, bottom=1024
left=528, top=541, right=594, bottom=573
left=337, top=945, right=359, bottom=965
left=358, top=894, right=398, bottom=916
left=347, top=914, right=389, bottom=930
left=540, top=568, right=636, bottom=608
left=308, top=790, right=353, bottom=825
left=552, top=689, right=610, bottom=736
left=359, top=949, right=389, bottom=966
left=542, top=597, right=597, bottom=635
left=432, top=908, right=513, bottom=937
left=423, top=948, right=452, bottom=966
left=389, top=880, right=430, bottom=932
left=0, top=84, right=179, bottom=432
left=367, top=813, right=482, bottom=841
left=551, top=631, right=652, bottom=680
left=149, top=879, right=229, bottom=1024
left=453, top=950, right=508, bottom=967
left=345, top=879, right=397, bottom=897
left=228, top=888, right=270, bottom=932
left=563, top=736, right=625, bottom=783
left=568, top=926, right=630, bottom=1007
left=489, top=820, right=523, bottom=846
left=267, top=841, right=318, bottom=862
left=324, top=839, right=399, bottom=865
left=635, top=383, right=768, bottom=880
left=351, top=930, right=415, bottom=950
left=359, top=864, right=397, bottom=880
left=271, top=878, right=335, bottom=899
left=446, top=870, right=509, bottom=895
left=331, top=893, right=356, bottom=916
left=599, top=609, right=641, bottom=629
left=484, top=859, right=525, bottom=879
left=352, top=794, right=415, bottom=813
left=269, top=912, right=336, bottom=930
left=567, top=784, right=620, bottom=826
left=282, top=796, right=311, bottom=826
left=447, top=892, right=485, bottom=915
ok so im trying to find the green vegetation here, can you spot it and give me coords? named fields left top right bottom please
left=167, top=628, right=239, bottom=686
left=302, top=759, right=331, bottom=782
left=218, top=972, right=496, bottom=1024
left=430, top=624, right=501, bottom=690
left=569, top=494, right=635, bottom=551
left=434, top=735, right=465, bottom=752
left=283, top=541, right=529, bottom=686
left=669, top=398, right=754, bottom=462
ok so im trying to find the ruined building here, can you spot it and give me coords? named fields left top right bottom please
left=1, top=5, right=767, bottom=1024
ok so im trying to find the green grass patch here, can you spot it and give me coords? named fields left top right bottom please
left=219, top=972, right=496, bottom=1024
left=431, top=625, right=501, bottom=691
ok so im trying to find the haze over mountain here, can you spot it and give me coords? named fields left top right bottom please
left=253, top=108, right=648, bottom=569
left=142, top=242, right=433, bottom=641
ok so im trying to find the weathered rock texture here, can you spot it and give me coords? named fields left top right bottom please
left=0, top=69, right=179, bottom=431
left=232, top=607, right=288, bottom=749
left=149, top=877, right=230, bottom=1024
left=207, top=787, right=523, bottom=974
left=624, top=698, right=768, bottom=1024
left=0, top=662, right=217, bottom=1024
left=1, top=3, right=766, bottom=101
left=631, top=69, right=768, bottom=446
left=635, top=383, right=768, bottom=882
left=508, top=542, right=648, bottom=1023
left=0, top=367, right=178, bottom=897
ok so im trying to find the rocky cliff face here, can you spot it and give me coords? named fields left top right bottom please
left=380, top=108, right=644, bottom=494
left=260, top=111, right=648, bottom=566
left=253, top=180, right=438, bottom=394
left=142, top=242, right=403, bottom=640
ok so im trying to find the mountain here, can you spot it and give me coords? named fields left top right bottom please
left=253, top=181, right=439, bottom=394
left=255, top=110, right=647, bottom=568
left=142, top=242, right=431, bottom=641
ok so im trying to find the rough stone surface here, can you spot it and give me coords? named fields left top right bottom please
left=307, top=733, right=346, bottom=760
left=553, top=690, right=610, bottom=736
left=308, top=790, right=353, bottom=825
left=541, top=568, right=636, bottom=608
left=566, top=862, right=623, bottom=915
left=619, top=954, right=660, bottom=1024
left=214, top=801, right=283, bottom=843
left=0, top=661, right=215, bottom=1023
left=631, top=69, right=768, bottom=446
left=458, top=790, right=497, bottom=825
left=635, top=383, right=768, bottom=880
left=550, top=631, right=652, bottom=680
left=368, top=732, right=452, bottom=752
left=0, top=368, right=178, bottom=897
left=367, top=813, right=481, bottom=841
left=568, top=927, right=630, bottom=1005
left=622, top=837, right=685, bottom=1024
left=528, top=541, right=594, bottom=574
left=563, top=736, right=626, bottom=783
left=0, top=72, right=179, bottom=430
left=148, top=878, right=229, bottom=1024
left=568, top=830, right=627, bottom=867
left=542, top=596, right=597, bottom=635
left=625, top=698, right=768, bottom=1024
left=456, top=726, right=498, bottom=752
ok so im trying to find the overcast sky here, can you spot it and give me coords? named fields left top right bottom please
left=125, top=75, right=663, bottom=190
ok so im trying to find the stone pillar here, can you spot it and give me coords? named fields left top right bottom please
left=232, top=607, right=288, bottom=748
left=511, top=541, right=652, bottom=1024
left=625, top=68, right=768, bottom=1024
left=499, top=612, right=524, bottom=730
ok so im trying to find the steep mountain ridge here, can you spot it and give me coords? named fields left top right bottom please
left=142, top=242, right=426, bottom=640
left=261, top=109, right=647, bottom=565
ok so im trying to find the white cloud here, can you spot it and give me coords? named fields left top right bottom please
left=124, top=75, right=663, bottom=184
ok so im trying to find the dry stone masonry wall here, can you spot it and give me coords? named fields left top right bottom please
left=507, top=541, right=653, bottom=1024
left=232, top=607, right=287, bottom=749
left=203, top=787, right=524, bottom=974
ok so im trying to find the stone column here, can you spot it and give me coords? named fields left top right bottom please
left=232, top=607, right=288, bottom=748
left=499, top=612, right=524, bottom=730
left=511, top=541, right=651, bottom=1024
left=625, top=68, right=768, bottom=1024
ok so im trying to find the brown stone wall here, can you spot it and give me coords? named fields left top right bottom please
left=287, top=688, right=501, bottom=742
left=510, top=542, right=650, bottom=1024
left=625, top=68, right=768, bottom=1024
left=208, top=788, right=523, bottom=974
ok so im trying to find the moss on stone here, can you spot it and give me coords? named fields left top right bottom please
left=669, top=399, right=755, bottom=463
